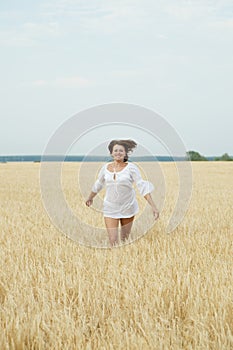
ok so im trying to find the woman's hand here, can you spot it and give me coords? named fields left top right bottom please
left=85, top=198, right=93, bottom=207
left=152, top=207, right=159, bottom=220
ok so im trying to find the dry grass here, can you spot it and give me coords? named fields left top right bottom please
left=0, top=161, right=232, bottom=349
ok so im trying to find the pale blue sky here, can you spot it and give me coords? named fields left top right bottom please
left=0, top=0, right=232, bottom=156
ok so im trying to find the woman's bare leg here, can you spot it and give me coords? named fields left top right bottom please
left=120, top=216, right=134, bottom=242
left=104, top=217, right=120, bottom=247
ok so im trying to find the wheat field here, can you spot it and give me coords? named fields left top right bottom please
left=0, top=161, right=232, bottom=349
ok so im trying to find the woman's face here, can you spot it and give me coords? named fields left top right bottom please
left=112, top=144, right=126, bottom=161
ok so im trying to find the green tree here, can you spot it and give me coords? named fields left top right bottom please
left=186, top=151, right=208, bottom=161
left=214, top=153, right=233, bottom=161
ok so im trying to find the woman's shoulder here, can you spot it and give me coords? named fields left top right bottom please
left=99, top=163, right=108, bottom=172
left=127, top=162, right=139, bottom=171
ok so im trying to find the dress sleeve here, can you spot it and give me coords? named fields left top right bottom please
left=130, top=163, right=154, bottom=196
left=91, top=164, right=106, bottom=193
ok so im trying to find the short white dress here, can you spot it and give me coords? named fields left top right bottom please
left=92, top=162, right=154, bottom=218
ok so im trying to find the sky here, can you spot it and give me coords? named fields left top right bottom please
left=0, top=0, right=233, bottom=156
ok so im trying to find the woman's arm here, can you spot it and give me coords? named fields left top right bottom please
left=86, top=191, right=97, bottom=207
left=85, top=165, right=106, bottom=207
left=130, top=164, right=159, bottom=220
left=144, top=193, right=159, bottom=220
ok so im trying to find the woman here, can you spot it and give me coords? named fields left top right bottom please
left=85, top=139, right=159, bottom=247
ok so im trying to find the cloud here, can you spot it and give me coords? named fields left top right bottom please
left=22, top=21, right=59, bottom=35
left=41, top=0, right=151, bottom=34
left=21, top=76, right=94, bottom=88
left=0, top=10, right=24, bottom=20
left=110, top=69, right=145, bottom=78
left=38, top=0, right=233, bottom=39
left=163, top=2, right=218, bottom=21
left=207, top=18, right=233, bottom=29
left=160, top=1, right=232, bottom=26
left=156, top=33, right=168, bottom=39
left=0, top=1, right=151, bottom=46
left=0, top=19, right=60, bottom=47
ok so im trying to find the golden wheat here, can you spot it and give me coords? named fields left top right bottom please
left=0, top=162, right=232, bottom=349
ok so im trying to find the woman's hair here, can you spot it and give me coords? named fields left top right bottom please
left=108, top=139, right=137, bottom=162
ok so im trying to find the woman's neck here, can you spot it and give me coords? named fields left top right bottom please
left=113, top=160, right=124, bottom=165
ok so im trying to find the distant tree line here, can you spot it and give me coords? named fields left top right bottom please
left=214, top=153, right=233, bottom=161
left=186, top=151, right=233, bottom=161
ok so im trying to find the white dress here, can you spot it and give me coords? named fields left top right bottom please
left=92, top=162, right=154, bottom=218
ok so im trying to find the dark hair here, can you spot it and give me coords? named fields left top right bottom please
left=108, top=139, right=137, bottom=162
